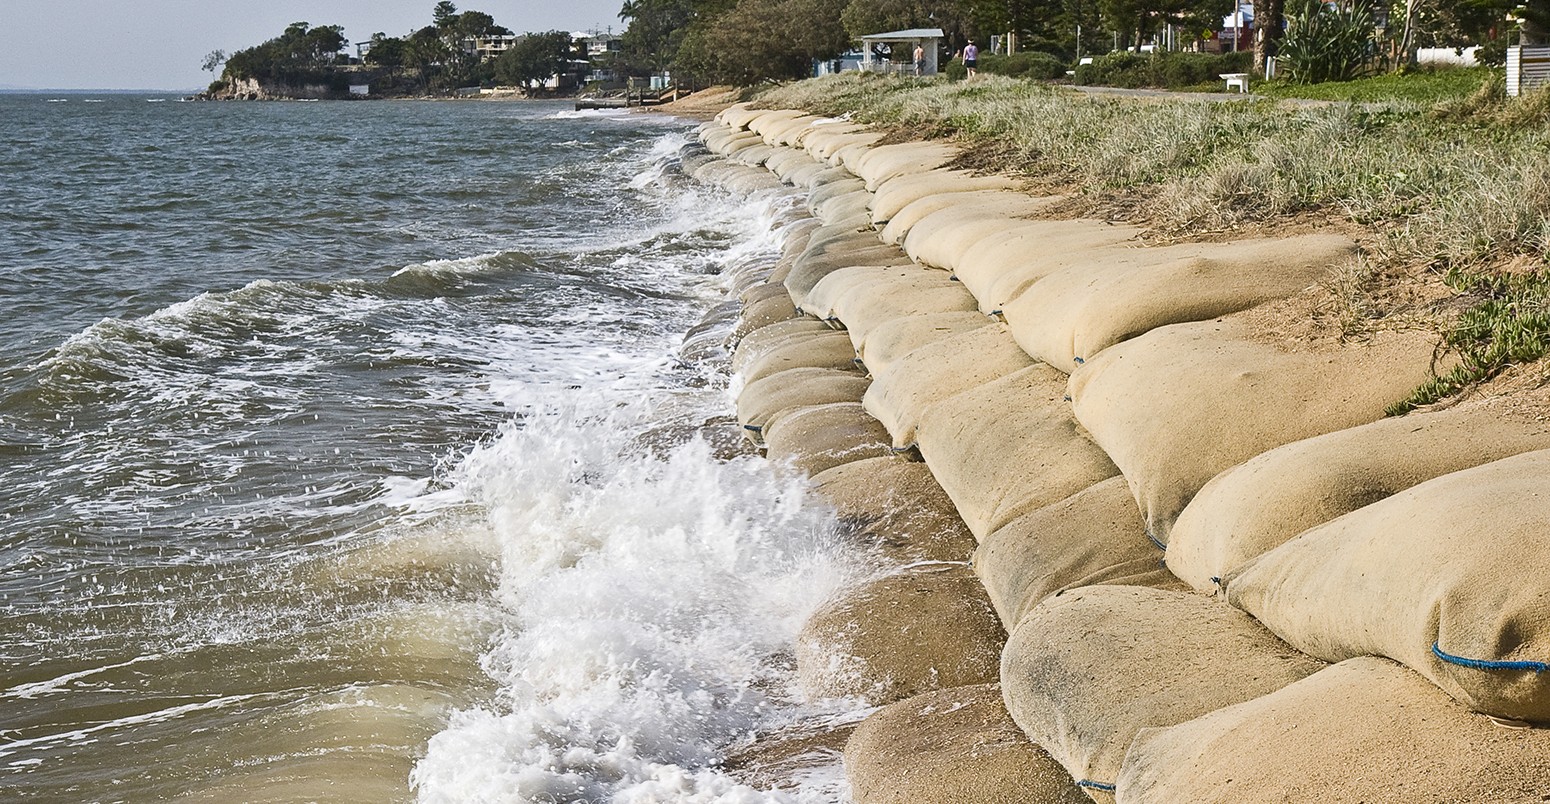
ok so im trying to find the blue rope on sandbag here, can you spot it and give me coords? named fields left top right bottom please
left=1432, top=642, right=1550, bottom=673
left=1073, top=356, right=1085, bottom=365
left=1077, top=779, right=1118, bottom=793
left=743, top=424, right=762, bottom=433
left=1145, top=529, right=1166, bottom=551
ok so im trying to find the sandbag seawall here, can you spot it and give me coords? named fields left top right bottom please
left=688, top=101, right=1550, bottom=802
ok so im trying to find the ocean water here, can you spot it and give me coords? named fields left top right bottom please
left=0, top=95, right=865, bottom=802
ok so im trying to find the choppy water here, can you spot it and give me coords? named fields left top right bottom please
left=0, top=94, right=863, bottom=802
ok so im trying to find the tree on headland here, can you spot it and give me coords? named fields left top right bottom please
left=222, top=22, right=349, bottom=88
left=202, top=50, right=227, bottom=73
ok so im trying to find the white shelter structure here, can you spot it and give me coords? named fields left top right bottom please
left=859, top=28, right=945, bottom=76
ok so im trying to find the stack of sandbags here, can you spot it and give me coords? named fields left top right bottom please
left=796, top=563, right=1005, bottom=705
left=1002, top=586, right=1326, bottom=798
left=863, top=324, right=1036, bottom=448
left=1167, top=401, right=1550, bottom=593
left=954, top=220, right=1141, bottom=315
left=1003, top=234, right=1356, bottom=369
left=845, top=684, right=1089, bottom=804
left=1118, top=657, right=1550, bottom=803
left=1068, top=317, right=1441, bottom=544
left=729, top=317, right=832, bottom=368
left=804, top=126, right=882, bottom=165
left=783, top=232, right=913, bottom=308
left=810, top=455, right=978, bottom=564
left=913, top=364, right=1119, bottom=540
left=975, top=477, right=1182, bottom=630
left=1226, top=448, right=1550, bottom=723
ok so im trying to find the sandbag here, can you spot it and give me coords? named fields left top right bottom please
left=795, top=564, right=1004, bottom=705
left=732, top=143, right=777, bottom=167
left=1003, top=234, right=1356, bottom=370
left=745, top=108, right=808, bottom=138
left=1117, top=657, right=1550, bottom=804
left=810, top=456, right=977, bottom=564
left=715, top=103, right=761, bottom=128
left=735, top=367, right=870, bottom=431
left=1167, top=400, right=1550, bottom=594
left=1068, top=318, right=1441, bottom=545
left=913, top=363, right=1119, bottom=540
left=729, top=316, right=833, bottom=368
left=804, top=128, right=880, bottom=163
left=740, top=330, right=859, bottom=384
left=783, top=160, right=828, bottom=190
left=863, top=324, right=1035, bottom=448
left=1002, top=586, right=1326, bottom=798
left=837, top=142, right=878, bottom=174
left=902, top=197, right=1065, bottom=271
left=802, top=265, right=907, bottom=322
left=851, top=141, right=961, bottom=190
left=975, top=476, right=1181, bottom=630
left=762, top=402, right=893, bottom=476
left=739, top=280, right=792, bottom=307
left=806, top=166, right=857, bottom=192
left=1226, top=448, right=1550, bottom=723
left=766, top=148, right=821, bottom=183
left=880, top=189, right=1050, bottom=246
left=732, top=292, right=799, bottom=340
left=857, top=311, right=993, bottom=378
left=812, top=188, right=873, bottom=225
left=869, top=170, right=1025, bottom=225
left=784, top=249, right=914, bottom=309
left=845, top=684, right=1089, bottom=804
left=828, top=272, right=980, bottom=347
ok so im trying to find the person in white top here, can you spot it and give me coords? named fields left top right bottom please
left=962, top=40, right=979, bottom=78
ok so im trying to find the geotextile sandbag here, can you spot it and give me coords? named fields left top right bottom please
left=1001, top=586, right=1326, bottom=798
left=869, top=170, right=1026, bottom=225
left=729, top=317, right=833, bottom=369
left=902, top=197, right=1067, bottom=272
left=1117, top=657, right=1550, bottom=804
left=795, top=564, right=1005, bottom=705
left=1167, top=401, right=1550, bottom=594
left=785, top=250, right=915, bottom=310
left=766, top=148, right=820, bottom=182
left=851, top=141, right=962, bottom=190
left=801, top=265, right=905, bottom=322
left=1002, top=234, right=1356, bottom=369
left=740, top=330, right=859, bottom=384
left=836, top=142, right=878, bottom=174
left=828, top=272, right=980, bottom=347
left=845, top=684, right=1089, bottom=804
left=1225, top=448, right=1550, bottom=723
left=745, top=108, right=808, bottom=138
left=735, top=367, right=870, bottom=431
left=812, top=189, right=874, bottom=225
left=913, top=363, right=1119, bottom=540
left=810, top=456, right=977, bottom=564
left=880, top=190, right=1051, bottom=246
left=975, top=476, right=1181, bottom=630
left=783, top=160, right=828, bottom=190
left=806, top=129, right=881, bottom=164
left=732, top=292, right=800, bottom=340
left=714, top=103, right=761, bottom=128
left=1068, top=318, right=1441, bottom=545
left=732, top=143, right=777, bottom=167
left=863, top=324, right=1035, bottom=448
left=762, top=402, right=893, bottom=476
left=857, top=311, right=994, bottom=377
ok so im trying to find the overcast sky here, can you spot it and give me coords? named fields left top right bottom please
left=0, top=0, right=628, bottom=90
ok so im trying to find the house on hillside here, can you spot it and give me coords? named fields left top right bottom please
left=462, top=33, right=521, bottom=61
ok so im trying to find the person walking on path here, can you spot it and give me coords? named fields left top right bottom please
left=914, top=44, right=925, bottom=76
left=961, top=40, right=979, bottom=78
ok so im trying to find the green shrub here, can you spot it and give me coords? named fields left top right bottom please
left=980, top=51, right=1071, bottom=80
left=1279, top=0, right=1377, bottom=83
left=1074, top=50, right=1252, bottom=88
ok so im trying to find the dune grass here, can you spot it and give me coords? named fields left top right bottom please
left=755, top=72, right=1550, bottom=408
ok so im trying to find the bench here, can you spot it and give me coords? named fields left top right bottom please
left=1221, top=72, right=1250, bottom=93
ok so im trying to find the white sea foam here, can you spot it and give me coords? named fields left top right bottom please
left=410, top=382, right=864, bottom=802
